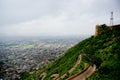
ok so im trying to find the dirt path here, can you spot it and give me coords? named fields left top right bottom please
left=55, top=55, right=82, bottom=80
left=51, top=74, right=60, bottom=80
left=69, top=55, right=81, bottom=73
left=39, top=72, right=46, bottom=80
left=39, top=55, right=96, bottom=80
left=66, top=64, right=96, bottom=80
left=40, top=55, right=81, bottom=80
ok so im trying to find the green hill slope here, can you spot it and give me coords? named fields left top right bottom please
left=20, top=24, right=120, bottom=80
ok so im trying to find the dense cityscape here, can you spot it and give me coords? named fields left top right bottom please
left=0, top=36, right=88, bottom=79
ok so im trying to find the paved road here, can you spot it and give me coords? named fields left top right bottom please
left=39, top=55, right=96, bottom=80
left=49, top=55, right=81, bottom=80
left=67, top=64, right=96, bottom=80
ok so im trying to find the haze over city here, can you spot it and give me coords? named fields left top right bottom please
left=0, top=0, right=120, bottom=36
left=0, top=0, right=120, bottom=80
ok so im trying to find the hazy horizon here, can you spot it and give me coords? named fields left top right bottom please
left=1, top=0, right=120, bottom=36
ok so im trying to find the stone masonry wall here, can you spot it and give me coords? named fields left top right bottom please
left=94, top=24, right=120, bottom=36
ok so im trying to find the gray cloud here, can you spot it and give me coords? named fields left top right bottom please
left=0, top=0, right=120, bottom=36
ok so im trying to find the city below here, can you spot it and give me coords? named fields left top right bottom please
left=0, top=35, right=89, bottom=79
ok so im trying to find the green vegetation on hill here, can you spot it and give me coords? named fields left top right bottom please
left=20, top=24, right=120, bottom=80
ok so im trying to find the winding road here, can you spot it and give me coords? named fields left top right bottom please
left=56, top=55, right=82, bottom=79
left=67, top=64, right=96, bottom=80
left=39, top=54, right=96, bottom=80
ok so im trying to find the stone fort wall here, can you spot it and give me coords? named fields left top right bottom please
left=94, top=24, right=120, bottom=36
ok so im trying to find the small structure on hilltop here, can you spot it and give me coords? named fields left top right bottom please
left=94, top=12, right=120, bottom=36
left=94, top=24, right=120, bottom=36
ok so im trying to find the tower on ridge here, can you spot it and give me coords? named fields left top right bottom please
left=110, top=12, right=113, bottom=26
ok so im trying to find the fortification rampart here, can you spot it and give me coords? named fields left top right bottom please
left=94, top=24, right=120, bottom=36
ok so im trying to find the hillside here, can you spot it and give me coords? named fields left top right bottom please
left=20, top=24, right=120, bottom=80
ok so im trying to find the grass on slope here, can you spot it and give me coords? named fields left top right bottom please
left=20, top=24, right=120, bottom=80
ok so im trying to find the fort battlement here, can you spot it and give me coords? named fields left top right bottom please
left=94, top=24, right=120, bottom=36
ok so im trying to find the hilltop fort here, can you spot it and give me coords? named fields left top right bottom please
left=95, top=24, right=120, bottom=36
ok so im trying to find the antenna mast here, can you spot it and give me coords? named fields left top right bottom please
left=110, top=12, right=113, bottom=26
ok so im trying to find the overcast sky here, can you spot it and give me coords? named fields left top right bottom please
left=0, top=0, right=120, bottom=36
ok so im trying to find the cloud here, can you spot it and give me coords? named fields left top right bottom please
left=0, top=0, right=120, bottom=36
left=0, top=13, right=102, bottom=36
